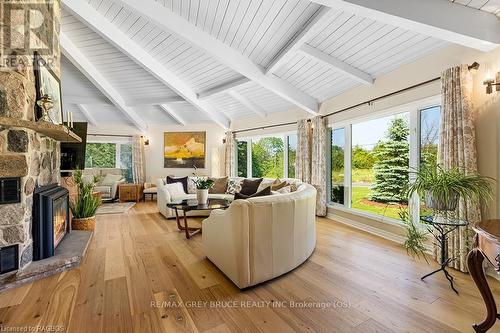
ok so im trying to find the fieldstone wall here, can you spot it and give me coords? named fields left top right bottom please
left=0, top=0, right=61, bottom=268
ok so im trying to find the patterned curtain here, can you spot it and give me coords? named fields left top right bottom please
left=438, top=64, right=480, bottom=272
left=132, top=135, right=145, bottom=184
left=295, top=119, right=311, bottom=184
left=311, top=116, right=327, bottom=216
left=224, top=131, right=236, bottom=177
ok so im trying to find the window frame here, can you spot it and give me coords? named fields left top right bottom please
left=85, top=138, right=132, bottom=170
left=327, top=95, right=441, bottom=226
left=236, top=131, right=297, bottom=179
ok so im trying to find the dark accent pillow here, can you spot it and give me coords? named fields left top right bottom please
left=209, top=177, right=228, bottom=194
left=166, top=176, right=188, bottom=194
left=234, top=186, right=271, bottom=200
left=239, top=178, right=263, bottom=196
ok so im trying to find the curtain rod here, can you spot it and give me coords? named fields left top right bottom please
left=230, top=76, right=441, bottom=134
left=87, top=133, right=134, bottom=138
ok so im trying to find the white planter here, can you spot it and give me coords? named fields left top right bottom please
left=196, top=188, right=209, bottom=204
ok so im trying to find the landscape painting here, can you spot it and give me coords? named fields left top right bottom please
left=164, top=132, right=206, bottom=168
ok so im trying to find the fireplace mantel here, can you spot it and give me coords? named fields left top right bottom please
left=0, top=117, right=82, bottom=143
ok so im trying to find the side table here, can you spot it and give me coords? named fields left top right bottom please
left=119, top=183, right=143, bottom=202
left=420, top=216, right=468, bottom=294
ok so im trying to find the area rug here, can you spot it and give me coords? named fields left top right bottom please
left=96, top=202, right=136, bottom=215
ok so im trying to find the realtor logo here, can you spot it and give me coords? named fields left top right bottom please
left=1, top=1, right=54, bottom=57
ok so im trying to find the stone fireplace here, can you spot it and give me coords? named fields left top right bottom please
left=0, top=0, right=61, bottom=269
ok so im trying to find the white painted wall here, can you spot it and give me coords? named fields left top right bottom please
left=87, top=123, right=226, bottom=183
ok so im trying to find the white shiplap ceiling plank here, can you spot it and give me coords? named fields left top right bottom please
left=61, top=32, right=147, bottom=131
left=63, top=0, right=230, bottom=129
left=310, top=0, right=500, bottom=51
left=120, top=0, right=319, bottom=115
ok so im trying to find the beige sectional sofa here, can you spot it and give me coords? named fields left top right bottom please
left=156, top=177, right=317, bottom=289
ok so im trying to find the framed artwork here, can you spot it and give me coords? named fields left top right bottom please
left=164, top=132, right=206, bottom=168
left=34, top=52, right=63, bottom=124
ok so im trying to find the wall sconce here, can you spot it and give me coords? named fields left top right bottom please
left=144, top=139, right=150, bottom=146
left=483, top=64, right=500, bottom=94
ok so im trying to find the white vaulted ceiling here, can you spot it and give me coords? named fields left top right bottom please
left=59, top=0, right=500, bottom=131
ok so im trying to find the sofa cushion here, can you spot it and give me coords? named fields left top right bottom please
left=209, top=177, right=228, bottom=194
left=165, top=182, right=186, bottom=199
left=226, top=179, right=242, bottom=195
left=234, top=186, right=271, bottom=200
left=167, top=176, right=188, bottom=194
left=94, top=185, right=111, bottom=194
left=239, top=178, right=263, bottom=196
left=100, top=173, right=123, bottom=186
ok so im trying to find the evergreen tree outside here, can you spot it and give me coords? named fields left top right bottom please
left=371, top=117, right=409, bottom=203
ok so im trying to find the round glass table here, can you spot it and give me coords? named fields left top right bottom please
left=167, top=199, right=231, bottom=239
left=420, top=215, right=469, bottom=293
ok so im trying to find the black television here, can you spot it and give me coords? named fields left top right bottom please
left=60, top=122, right=88, bottom=171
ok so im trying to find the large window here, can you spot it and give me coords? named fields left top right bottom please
left=237, top=141, right=248, bottom=177
left=331, top=128, right=345, bottom=204
left=329, top=97, right=441, bottom=223
left=85, top=142, right=133, bottom=182
left=351, top=113, right=410, bottom=219
left=236, top=133, right=296, bottom=178
left=252, top=137, right=284, bottom=178
left=419, top=106, right=441, bottom=216
left=420, top=106, right=441, bottom=167
left=287, top=134, right=297, bottom=178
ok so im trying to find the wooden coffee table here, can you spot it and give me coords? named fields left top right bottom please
left=167, top=199, right=230, bottom=239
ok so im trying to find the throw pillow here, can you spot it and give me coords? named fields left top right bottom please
left=187, top=177, right=197, bottom=194
left=276, top=185, right=291, bottom=194
left=256, top=178, right=276, bottom=192
left=272, top=180, right=288, bottom=191
left=234, top=186, right=271, bottom=200
left=209, top=177, right=228, bottom=194
left=166, top=176, right=188, bottom=194
left=100, top=173, right=123, bottom=186
left=239, top=178, right=263, bottom=196
left=226, top=179, right=243, bottom=194
left=165, top=182, right=185, bottom=198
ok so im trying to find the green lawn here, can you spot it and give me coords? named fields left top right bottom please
left=331, top=168, right=404, bottom=220
left=351, top=186, right=403, bottom=220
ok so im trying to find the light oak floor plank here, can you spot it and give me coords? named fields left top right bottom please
left=0, top=202, right=497, bottom=333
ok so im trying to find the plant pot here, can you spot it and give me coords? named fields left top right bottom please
left=424, top=191, right=459, bottom=211
left=72, top=216, right=96, bottom=231
left=196, top=188, right=209, bottom=204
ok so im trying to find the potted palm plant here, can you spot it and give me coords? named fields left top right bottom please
left=70, top=169, right=102, bottom=231
left=407, top=163, right=493, bottom=214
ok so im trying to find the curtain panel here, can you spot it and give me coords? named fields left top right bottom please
left=224, top=131, right=236, bottom=177
left=311, top=116, right=327, bottom=216
left=438, top=64, right=480, bottom=272
left=296, top=119, right=311, bottom=184
left=132, top=135, right=146, bottom=184
left=296, top=117, right=327, bottom=216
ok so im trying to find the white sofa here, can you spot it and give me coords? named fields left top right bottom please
left=156, top=177, right=303, bottom=218
left=202, top=183, right=317, bottom=288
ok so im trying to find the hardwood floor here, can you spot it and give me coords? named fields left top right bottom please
left=0, top=202, right=499, bottom=333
